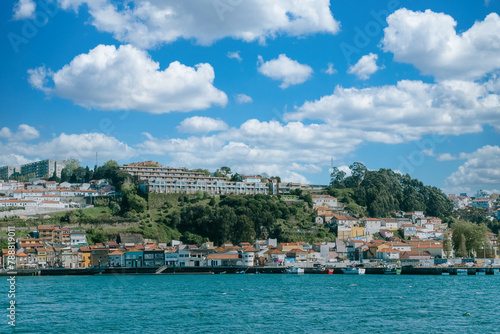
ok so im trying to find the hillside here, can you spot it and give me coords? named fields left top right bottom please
left=329, top=164, right=454, bottom=218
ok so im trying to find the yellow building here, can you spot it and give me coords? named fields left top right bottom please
left=278, top=242, right=305, bottom=252
left=351, top=227, right=365, bottom=238
left=36, top=248, right=47, bottom=268
left=337, top=227, right=351, bottom=241
left=38, top=225, right=56, bottom=243
left=78, top=247, right=92, bottom=268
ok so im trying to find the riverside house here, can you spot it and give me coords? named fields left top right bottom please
left=206, top=253, right=240, bottom=266
left=125, top=248, right=143, bottom=267
left=78, top=247, right=92, bottom=268
left=90, top=247, right=109, bottom=268
left=143, top=248, right=165, bottom=267
left=109, top=250, right=125, bottom=267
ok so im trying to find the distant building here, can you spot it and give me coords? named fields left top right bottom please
left=90, top=248, right=109, bottom=267
left=20, top=159, right=66, bottom=178
left=400, top=224, right=417, bottom=238
left=143, top=249, right=165, bottom=267
left=471, top=199, right=492, bottom=210
left=312, top=195, right=338, bottom=208
left=109, top=250, right=125, bottom=267
left=0, top=166, right=20, bottom=180
left=361, top=218, right=381, bottom=235
left=70, top=230, right=87, bottom=246
left=120, top=163, right=269, bottom=196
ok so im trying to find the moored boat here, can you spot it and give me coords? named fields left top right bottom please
left=383, top=266, right=401, bottom=275
left=314, top=266, right=334, bottom=274
left=342, top=266, right=365, bottom=275
left=284, top=266, right=305, bottom=274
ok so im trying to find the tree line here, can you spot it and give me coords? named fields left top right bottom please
left=329, top=163, right=453, bottom=218
left=161, top=194, right=315, bottom=245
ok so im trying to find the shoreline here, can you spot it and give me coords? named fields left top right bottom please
left=2, top=266, right=499, bottom=276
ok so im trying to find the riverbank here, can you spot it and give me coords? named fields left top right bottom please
left=2, top=265, right=500, bottom=276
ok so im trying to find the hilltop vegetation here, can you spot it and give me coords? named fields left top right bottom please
left=328, top=163, right=454, bottom=218
left=4, top=159, right=497, bottom=249
left=151, top=193, right=334, bottom=245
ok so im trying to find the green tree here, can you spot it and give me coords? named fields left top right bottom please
left=48, top=171, right=60, bottom=183
left=452, top=220, right=489, bottom=257
left=86, top=228, right=107, bottom=244
left=302, top=193, right=313, bottom=208
left=344, top=162, right=367, bottom=188
left=84, top=166, right=93, bottom=182
left=121, top=183, right=147, bottom=214
left=443, top=233, right=452, bottom=258
left=230, top=173, right=243, bottom=182
left=62, top=158, right=81, bottom=182
left=330, top=167, right=346, bottom=188
left=270, top=176, right=281, bottom=183
left=220, top=166, right=231, bottom=176
left=458, top=234, right=468, bottom=257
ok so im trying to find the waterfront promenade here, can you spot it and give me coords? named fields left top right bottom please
left=2, top=265, right=499, bottom=276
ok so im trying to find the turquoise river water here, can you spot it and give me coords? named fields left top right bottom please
left=2, top=274, right=500, bottom=333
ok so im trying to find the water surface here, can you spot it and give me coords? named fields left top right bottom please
left=3, top=274, right=500, bottom=333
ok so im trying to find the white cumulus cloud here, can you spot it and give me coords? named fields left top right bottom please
left=13, top=0, right=36, bottom=20
left=0, top=124, right=40, bottom=142
left=227, top=51, right=242, bottom=62
left=235, top=94, right=253, bottom=104
left=137, top=119, right=364, bottom=183
left=257, top=54, right=313, bottom=89
left=0, top=125, right=136, bottom=167
left=324, top=62, right=337, bottom=75
left=177, top=116, right=229, bottom=134
left=285, top=79, right=500, bottom=143
left=28, top=44, right=227, bottom=114
left=445, top=145, right=500, bottom=190
left=383, top=9, right=500, bottom=80
left=347, top=53, right=381, bottom=80
left=56, top=0, right=340, bottom=48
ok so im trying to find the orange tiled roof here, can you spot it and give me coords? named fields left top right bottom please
left=109, top=250, right=125, bottom=255
left=379, top=248, right=399, bottom=253
left=265, top=249, right=284, bottom=255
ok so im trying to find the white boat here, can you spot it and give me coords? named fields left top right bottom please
left=284, top=266, right=304, bottom=274
left=342, top=266, right=365, bottom=275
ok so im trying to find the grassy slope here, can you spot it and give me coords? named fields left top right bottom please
left=1, top=193, right=338, bottom=245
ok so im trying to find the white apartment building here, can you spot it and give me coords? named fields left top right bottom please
left=120, top=163, right=269, bottom=195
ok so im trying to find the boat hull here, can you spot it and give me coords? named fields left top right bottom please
left=342, top=268, right=365, bottom=275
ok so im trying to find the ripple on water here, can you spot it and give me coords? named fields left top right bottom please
left=9, top=275, right=500, bottom=333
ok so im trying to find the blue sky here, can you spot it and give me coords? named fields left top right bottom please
left=1, top=0, right=500, bottom=195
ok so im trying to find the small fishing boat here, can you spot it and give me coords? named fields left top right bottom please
left=342, top=266, right=365, bottom=275
left=314, top=266, right=334, bottom=274
left=284, top=266, right=304, bottom=274
left=383, top=266, right=401, bottom=275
